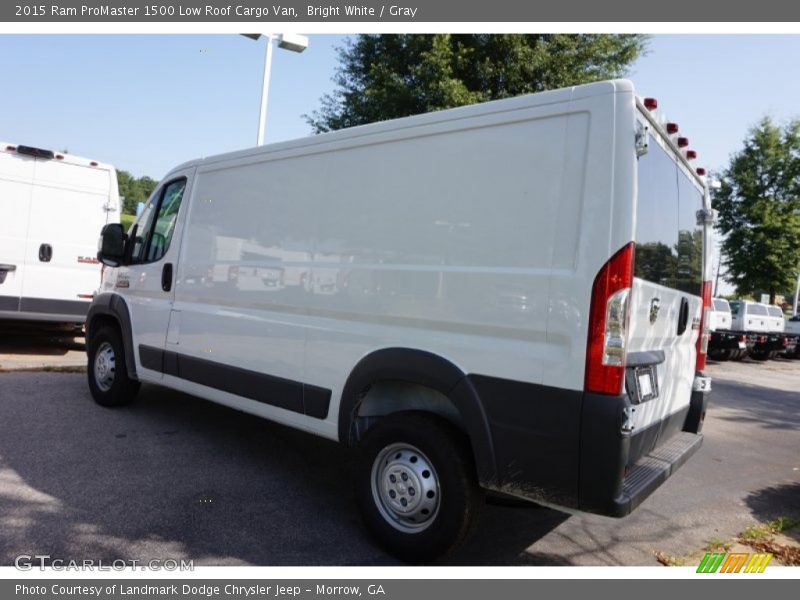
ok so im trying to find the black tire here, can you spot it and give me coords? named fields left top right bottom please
left=709, top=348, right=731, bottom=361
left=751, top=350, right=769, bottom=361
left=87, top=325, right=140, bottom=407
left=355, top=412, right=483, bottom=563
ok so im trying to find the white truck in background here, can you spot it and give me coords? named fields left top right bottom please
left=0, top=143, right=120, bottom=324
left=710, top=299, right=796, bottom=361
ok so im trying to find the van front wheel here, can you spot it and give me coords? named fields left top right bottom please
left=355, top=413, right=483, bottom=563
left=87, top=326, right=140, bottom=407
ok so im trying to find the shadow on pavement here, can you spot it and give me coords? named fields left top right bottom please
left=0, top=374, right=566, bottom=566
left=710, top=379, right=800, bottom=431
left=745, top=482, right=800, bottom=523
left=0, top=322, right=85, bottom=354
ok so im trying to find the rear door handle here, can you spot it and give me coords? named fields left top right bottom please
left=161, top=263, right=173, bottom=292
left=0, top=263, right=15, bottom=285
left=38, top=243, right=52, bottom=262
left=677, top=297, right=689, bottom=336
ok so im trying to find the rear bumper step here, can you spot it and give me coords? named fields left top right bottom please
left=617, top=431, right=703, bottom=515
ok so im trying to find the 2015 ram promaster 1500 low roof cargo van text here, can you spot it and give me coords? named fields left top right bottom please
left=0, top=143, right=120, bottom=323
left=87, top=80, right=713, bottom=562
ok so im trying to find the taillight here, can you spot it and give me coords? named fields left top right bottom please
left=585, top=243, right=634, bottom=395
left=696, top=282, right=712, bottom=371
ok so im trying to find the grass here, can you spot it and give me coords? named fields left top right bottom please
left=741, top=517, right=800, bottom=541
left=655, top=516, right=800, bottom=567
left=705, top=537, right=732, bottom=552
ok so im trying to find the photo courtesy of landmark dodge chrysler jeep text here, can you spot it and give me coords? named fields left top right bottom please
left=87, top=80, right=714, bottom=562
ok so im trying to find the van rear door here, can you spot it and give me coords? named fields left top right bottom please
left=0, top=148, right=34, bottom=313
left=20, top=156, right=113, bottom=317
left=626, top=128, right=704, bottom=438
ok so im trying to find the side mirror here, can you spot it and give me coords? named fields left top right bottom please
left=97, top=223, right=126, bottom=267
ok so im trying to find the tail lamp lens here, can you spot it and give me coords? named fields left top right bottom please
left=585, top=243, right=634, bottom=395
left=696, top=281, right=712, bottom=371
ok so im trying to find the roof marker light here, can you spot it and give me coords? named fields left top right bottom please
left=643, top=97, right=658, bottom=111
left=666, top=123, right=679, bottom=134
left=696, top=168, right=706, bottom=176
left=677, top=137, right=689, bottom=148
left=55, top=154, right=64, bottom=160
left=90, top=161, right=98, bottom=167
left=6, top=145, right=16, bottom=152
left=687, top=150, right=697, bottom=160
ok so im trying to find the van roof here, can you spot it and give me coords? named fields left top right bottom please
left=0, top=142, right=115, bottom=172
left=163, top=79, right=637, bottom=177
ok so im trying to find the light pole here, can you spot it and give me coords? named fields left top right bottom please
left=242, top=33, right=308, bottom=146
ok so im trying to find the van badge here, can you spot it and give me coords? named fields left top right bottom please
left=649, top=297, right=661, bottom=324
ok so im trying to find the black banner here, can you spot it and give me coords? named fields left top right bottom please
left=3, top=0, right=800, bottom=22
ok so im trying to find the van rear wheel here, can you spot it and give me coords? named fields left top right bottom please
left=87, top=326, right=140, bottom=407
left=355, top=413, right=483, bottom=563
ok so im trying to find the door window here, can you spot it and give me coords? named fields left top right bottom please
left=130, top=178, right=185, bottom=264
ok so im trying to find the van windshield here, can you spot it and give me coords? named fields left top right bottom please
left=635, top=133, right=704, bottom=296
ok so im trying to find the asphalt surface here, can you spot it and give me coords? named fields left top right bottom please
left=0, top=358, right=797, bottom=566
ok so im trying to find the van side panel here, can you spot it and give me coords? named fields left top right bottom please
left=173, top=98, right=604, bottom=440
left=543, top=89, right=635, bottom=391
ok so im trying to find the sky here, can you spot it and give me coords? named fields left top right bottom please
left=1, top=34, right=799, bottom=180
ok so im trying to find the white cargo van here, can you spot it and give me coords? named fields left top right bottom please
left=87, top=80, right=712, bottom=561
left=0, top=143, right=120, bottom=323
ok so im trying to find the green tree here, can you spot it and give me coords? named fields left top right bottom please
left=117, top=169, right=158, bottom=215
left=713, top=117, right=800, bottom=304
left=307, top=34, right=648, bottom=132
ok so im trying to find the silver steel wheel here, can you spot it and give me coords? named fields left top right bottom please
left=370, top=442, right=441, bottom=533
left=93, top=341, right=116, bottom=392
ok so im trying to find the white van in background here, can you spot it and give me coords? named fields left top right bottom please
left=87, top=80, right=712, bottom=561
left=0, top=143, right=120, bottom=323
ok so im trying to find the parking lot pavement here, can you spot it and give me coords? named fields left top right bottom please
left=0, top=360, right=797, bottom=566
left=0, top=324, right=85, bottom=371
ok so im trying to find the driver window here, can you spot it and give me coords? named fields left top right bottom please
left=130, top=178, right=186, bottom=264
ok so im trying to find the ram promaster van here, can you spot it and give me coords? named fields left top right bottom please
left=0, top=143, right=120, bottom=323
left=87, top=80, right=713, bottom=561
